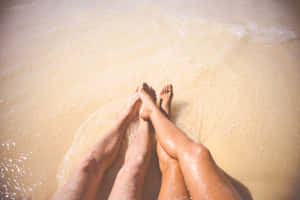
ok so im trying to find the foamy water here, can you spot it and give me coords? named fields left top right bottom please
left=1, top=0, right=300, bottom=199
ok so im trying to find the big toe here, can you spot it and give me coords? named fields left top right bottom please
left=160, top=84, right=173, bottom=97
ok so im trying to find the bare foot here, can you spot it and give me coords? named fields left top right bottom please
left=138, top=83, right=157, bottom=120
left=121, top=91, right=141, bottom=123
left=159, top=84, right=173, bottom=118
left=156, top=84, right=177, bottom=171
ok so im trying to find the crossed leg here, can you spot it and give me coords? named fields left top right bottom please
left=157, top=85, right=189, bottom=200
left=108, top=86, right=156, bottom=200
left=52, top=92, right=141, bottom=200
left=139, top=83, right=242, bottom=200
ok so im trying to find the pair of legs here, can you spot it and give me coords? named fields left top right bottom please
left=52, top=90, right=155, bottom=200
left=53, top=83, right=242, bottom=200
left=140, top=83, right=242, bottom=200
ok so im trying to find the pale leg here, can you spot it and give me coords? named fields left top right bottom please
left=52, top=93, right=141, bottom=200
left=108, top=86, right=156, bottom=200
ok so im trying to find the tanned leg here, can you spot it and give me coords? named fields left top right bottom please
left=139, top=83, right=241, bottom=200
left=157, top=84, right=189, bottom=200
left=52, top=92, right=141, bottom=200
left=108, top=86, right=156, bottom=200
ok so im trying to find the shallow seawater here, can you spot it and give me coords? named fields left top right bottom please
left=1, top=0, right=300, bottom=199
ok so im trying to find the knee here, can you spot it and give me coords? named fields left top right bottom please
left=184, top=143, right=212, bottom=162
left=195, top=144, right=211, bottom=160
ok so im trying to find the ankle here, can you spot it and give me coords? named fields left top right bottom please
left=140, top=102, right=158, bottom=121
left=149, top=105, right=161, bottom=119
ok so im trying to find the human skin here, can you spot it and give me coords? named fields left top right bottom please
left=52, top=92, right=142, bottom=200
left=156, top=84, right=189, bottom=200
left=108, top=86, right=156, bottom=200
left=139, top=83, right=242, bottom=200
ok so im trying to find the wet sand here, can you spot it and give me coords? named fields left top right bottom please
left=1, top=0, right=300, bottom=199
